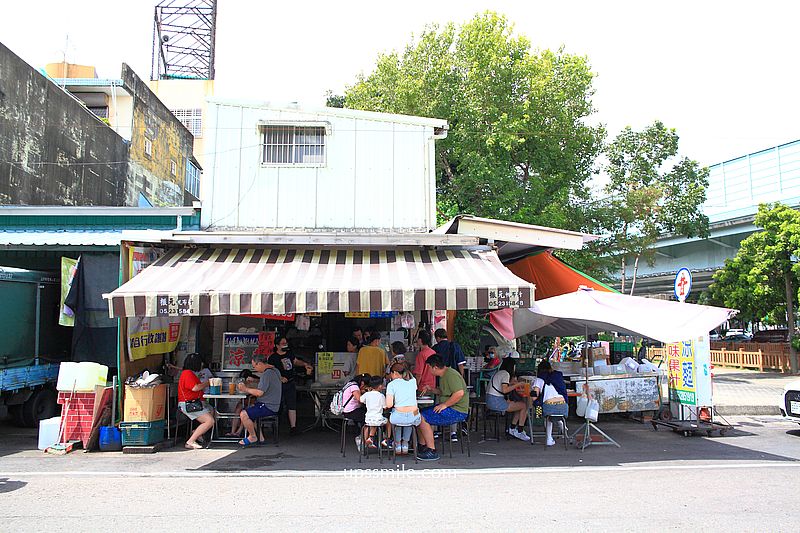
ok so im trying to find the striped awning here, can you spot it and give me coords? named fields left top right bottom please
left=104, top=247, right=534, bottom=318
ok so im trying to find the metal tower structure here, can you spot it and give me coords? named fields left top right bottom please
left=151, top=0, right=217, bottom=80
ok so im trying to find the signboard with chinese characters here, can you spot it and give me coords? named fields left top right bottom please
left=666, top=335, right=712, bottom=407
left=222, top=333, right=260, bottom=371
left=127, top=316, right=184, bottom=361
left=156, top=295, right=197, bottom=316
left=488, top=288, right=525, bottom=308
left=315, top=352, right=357, bottom=386
left=674, top=268, right=692, bottom=302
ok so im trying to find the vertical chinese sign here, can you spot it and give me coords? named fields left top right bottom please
left=667, top=340, right=697, bottom=405
left=666, top=335, right=712, bottom=408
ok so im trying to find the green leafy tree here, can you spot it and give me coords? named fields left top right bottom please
left=705, top=203, right=800, bottom=372
left=602, top=121, right=709, bottom=294
left=343, top=11, right=605, bottom=233
left=324, top=90, right=345, bottom=108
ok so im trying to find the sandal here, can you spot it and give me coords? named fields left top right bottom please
left=185, top=441, right=203, bottom=450
left=365, top=437, right=377, bottom=449
left=239, top=437, right=256, bottom=447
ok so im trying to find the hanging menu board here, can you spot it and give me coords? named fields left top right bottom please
left=222, top=333, right=260, bottom=371
left=315, top=352, right=357, bottom=386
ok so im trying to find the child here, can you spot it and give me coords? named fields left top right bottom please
left=386, top=341, right=408, bottom=376
left=360, top=375, right=389, bottom=449
left=226, top=370, right=260, bottom=437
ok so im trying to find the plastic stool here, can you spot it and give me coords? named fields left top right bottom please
left=545, top=414, right=569, bottom=449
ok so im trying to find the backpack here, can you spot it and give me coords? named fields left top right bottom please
left=329, top=382, right=355, bottom=415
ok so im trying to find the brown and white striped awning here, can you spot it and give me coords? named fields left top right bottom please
left=104, top=247, right=535, bottom=318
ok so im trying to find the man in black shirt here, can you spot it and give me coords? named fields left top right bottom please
left=268, top=335, right=313, bottom=435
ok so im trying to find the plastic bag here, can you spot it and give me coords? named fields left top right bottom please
left=576, top=395, right=588, bottom=417
left=620, top=357, right=638, bottom=373
left=585, top=399, right=599, bottom=422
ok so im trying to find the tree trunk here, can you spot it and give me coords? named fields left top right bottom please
left=629, top=254, right=641, bottom=296
left=620, top=256, right=626, bottom=294
left=785, top=270, right=798, bottom=373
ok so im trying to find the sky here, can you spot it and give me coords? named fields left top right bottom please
left=1, top=0, right=798, bottom=167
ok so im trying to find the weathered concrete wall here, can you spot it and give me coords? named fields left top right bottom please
left=0, top=42, right=127, bottom=205
left=122, top=64, right=194, bottom=207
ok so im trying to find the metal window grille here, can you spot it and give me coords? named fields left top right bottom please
left=185, top=159, right=200, bottom=197
left=261, top=125, right=325, bottom=165
left=172, top=108, right=203, bottom=137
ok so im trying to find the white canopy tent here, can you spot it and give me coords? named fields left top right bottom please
left=489, top=288, right=737, bottom=343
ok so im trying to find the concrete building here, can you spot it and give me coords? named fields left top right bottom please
left=44, top=60, right=201, bottom=206
left=623, top=139, right=800, bottom=299
left=201, top=99, right=447, bottom=231
left=0, top=42, right=199, bottom=208
left=147, top=78, right=214, bottom=172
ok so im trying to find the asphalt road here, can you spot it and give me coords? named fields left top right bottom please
left=1, top=415, right=799, bottom=532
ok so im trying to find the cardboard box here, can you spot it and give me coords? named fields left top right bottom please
left=591, top=347, right=608, bottom=362
left=124, top=384, right=167, bottom=422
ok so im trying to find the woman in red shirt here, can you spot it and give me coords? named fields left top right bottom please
left=178, top=353, right=215, bottom=449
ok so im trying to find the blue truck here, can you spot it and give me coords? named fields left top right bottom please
left=0, top=266, right=65, bottom=427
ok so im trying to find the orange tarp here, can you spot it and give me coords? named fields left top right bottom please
left=507, top=251, right=616, bottom=300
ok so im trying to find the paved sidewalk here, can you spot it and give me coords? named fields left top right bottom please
left=713, top=367, right=799, bottom=415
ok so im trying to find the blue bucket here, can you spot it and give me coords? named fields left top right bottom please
left=99, top=426, right=122, bottom=451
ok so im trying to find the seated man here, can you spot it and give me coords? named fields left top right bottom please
left=237, top=354, right=282, bottom=446
left=416, top=354, right=470, bottom=461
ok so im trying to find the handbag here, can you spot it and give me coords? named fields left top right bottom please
left=184, top=399, right=204, bottom=413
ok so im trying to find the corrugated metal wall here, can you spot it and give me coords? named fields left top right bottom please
left=202, top=103, right=438, bottom=231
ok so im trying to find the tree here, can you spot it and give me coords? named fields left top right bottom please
left=324, top=90, right=345, bottom=108
left=602, top=121, right=709, bottom=294
left=342, top=11, right=605, bottom=233
left=705, top=203, right=800, bottom=372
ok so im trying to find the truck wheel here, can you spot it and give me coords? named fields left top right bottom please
left=22, top=389, right=58, bottom=428
left=8, top=404, right=26, bottom=426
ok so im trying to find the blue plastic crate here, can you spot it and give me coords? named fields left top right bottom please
left=120, top=420, right=166, bottom=446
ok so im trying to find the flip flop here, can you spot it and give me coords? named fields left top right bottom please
left=239, top=437, right=256, bottom=447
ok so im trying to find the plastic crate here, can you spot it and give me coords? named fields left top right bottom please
left=120, top=420, right=165, bottom=446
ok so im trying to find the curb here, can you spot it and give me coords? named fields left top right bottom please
left=715, top=405, right=780, bottom=416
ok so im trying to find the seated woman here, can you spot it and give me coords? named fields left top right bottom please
left=177, top=353, right=215, bottom=450
left=341, top=374, right=371, bottom=450
left=486, top=357, right=531, bottom=441
left=535, top=359, right=569, bottom=446
left=385, top=362, right=420, bottom=455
